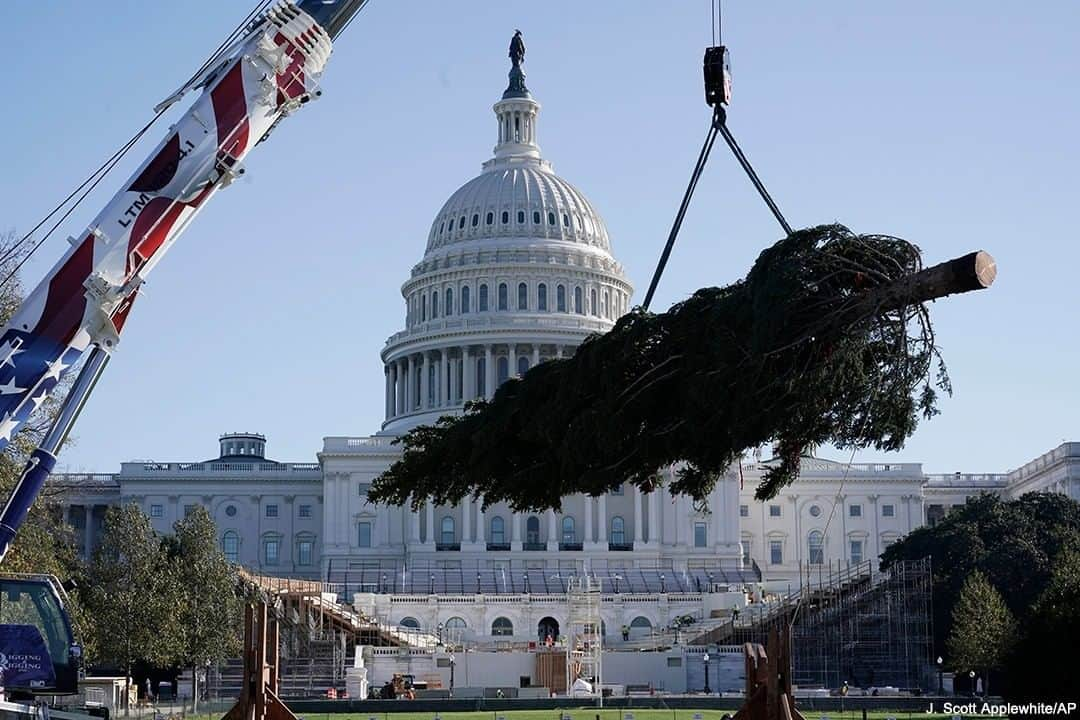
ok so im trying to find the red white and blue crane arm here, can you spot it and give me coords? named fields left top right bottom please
left=0, top=0, right=368, bottom=561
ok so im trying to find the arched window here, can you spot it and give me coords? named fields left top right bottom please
left=629, top=616, right=652, bottom=638
left=479, top=284, right=489, bottom=311
left=574, top=287, right=583, bottom=314
left=222, top=531, right=239, bottom=563
left=517, top=282, right=528, bottom=310
left=808, top=530, right=824, bottom=565
left=490, top=516, right=506, bottom=544
left=458, top=216, right=466, bottom=230
left=517, top=210, right=525, bottom=224
left=562, top=213, right=570, bottom=228
left=461, top=285, right=470, bottom=313
left=526, top=516, right=541, bottom=544
left=533, top=210, right=541, bottom=224
left=476, top=357, right=487, bottom=398
left=561, top=516, right=576, bottom=543
left=502, top=211, right=509, bottom=224
left=602, top=290, right=609, bottom=318
left=548, top=211, right=556, bottom=226
left=421, top=294, right=427, bottom=321
left=439, top=221, right=444, bottom=235
left=445, top=616, right=467, bottom=631
left=471, top=213, right=479, bottom=227
left=431, top=291, right=439, bottom=318
left=610, top=516, right=625, bottom=544
left=399, top=616, right=421, bottom=629
left=498, top=283, right=508, bottom=310
left=492, top=617, right=514, bottom=636
left=538, top=283, right=548, bottom=311
left=556, top=284, right=566, bottom=312
left=517, top=356, right=529, bottom=376
left=486, top=212, right=494, bottom=225
left=441, top=516, right=456, bottom=544
left=445, top=288, right=453, bottom=316
left=496, top=356, right=509, bottom=385
left=590, top=289, right=598, bottom=316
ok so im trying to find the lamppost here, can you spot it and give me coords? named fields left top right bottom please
left=437, top=622, right=444, bottom=645
left=449, top=653, right=456, bottom=697
left=968, top=670, right=976, bottom=698
left=937, top=656, right=944, bottom=694
left=703, top=652, right=711, bottom=695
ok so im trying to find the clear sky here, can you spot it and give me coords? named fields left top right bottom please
left=3, top=2, right=1077, bottom=475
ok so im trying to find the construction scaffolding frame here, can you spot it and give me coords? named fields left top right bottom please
left=565, top=575, right=603, bottom=704
left=731, top=558, right=934, bottom=691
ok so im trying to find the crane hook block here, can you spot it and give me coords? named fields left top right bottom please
left=703, top=45, right=732, bottom=107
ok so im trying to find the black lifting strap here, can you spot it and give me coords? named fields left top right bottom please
left=641, top=106, right=793, bottom=311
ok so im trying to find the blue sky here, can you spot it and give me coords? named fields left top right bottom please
left=3, top=2, right=1077, bottom=474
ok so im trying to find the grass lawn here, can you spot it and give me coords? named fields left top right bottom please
left=305, top=710, right=962, bottom=720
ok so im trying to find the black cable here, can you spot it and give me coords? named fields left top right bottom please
left=641, top=112, right=722, bottom=311
left=717, top=117, right=793, bottom=235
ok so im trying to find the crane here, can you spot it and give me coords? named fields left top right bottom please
left=0, top=0, right=369, bottom=697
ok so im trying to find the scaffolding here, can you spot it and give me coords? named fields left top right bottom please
left=731, top=558, right=934, bottom=691
left=565, top=575, right=603, bottom=704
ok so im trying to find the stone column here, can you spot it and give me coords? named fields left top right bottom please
left=425, top=500, right=435, bottom=545
left=462, top=346, right=474, bottom=401
left=441, top=350, right=451, bottom=406
left=531, top=345, right=540, bottom=368
left=420, top=353, right=430, bottom=409
left=598, top=494, right=608, bottom=543
left=547, top=508, right=558, bottom=549
left=512, top=513, right=522, bottom=550
left=84, top=505, right=94, bottom=559
left=556, top=345, right=564, bottom=359
left=409, top=504, right=421, bottom=544
left=396, top=360, right=404, bottom=414
left=462, top=497, right=472, bottom=543
left=384, top=365, right=392, bottom=418
left=484, top=345, right=495, bottom=399
left=450, top=355, right=460, bottom=404
left=584, top=496, right=593, bottom=545
left=648, top=490, right=659, bottom=545
left=633, top=486, right=644, bottom=543
left=711, top=485, right=724, bottom=546
left=508, top=344, right=518, bottom=377
left=477, top=498, right=486, bottom=544
left=406, top=355, right=416, bottom=411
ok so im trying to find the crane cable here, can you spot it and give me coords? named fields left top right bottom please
left=641, top=1, right=790, bottom=311
left=0, top=0, right=275, bottom=289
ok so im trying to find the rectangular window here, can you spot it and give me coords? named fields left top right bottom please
left=297, top=540, right=313, bottom=566
left=265, top=504, right=278, bottom=518
left=739, top=504, right=749, bottom=518
left=358, top=483, right=371, bottom=497
left=850, top=540, right=863, bottom=564
left=769, top=505, right=781, bottom=518
left=264, top=539, right=279, bottom=565
left=741, top=540, right=751, bottom=565
left=849, top=504, right=862, bottom=517
left=694, top=523, right=707, bottom=548
left=357, top=522, right=372, bottom=548
left=298, top=504, right=312, bottom=518
left=150, top=504, right=163, bottom=518
left=882, top=504, right=895, bottom=517
left=769, top=540, right=783, bottom=565
left=183, top=504, right=196, bottom=517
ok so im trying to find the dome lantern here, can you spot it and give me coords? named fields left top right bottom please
left=492, top=31, right=541, bottom=164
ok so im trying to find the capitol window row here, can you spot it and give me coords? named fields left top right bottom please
left=407, top=279, right=628, bottom=324
left=436, top=206, right=597, bottom=240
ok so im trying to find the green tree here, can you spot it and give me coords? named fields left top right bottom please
left=946, top=570, right=1016, bottom=695
left=85, top=504, right=181, bottom=701
left=881, top=492, right=1080, bottom=655
left=1002, top=543, right=1080, bottom=703
left=163, top=506, right=241, bottom=711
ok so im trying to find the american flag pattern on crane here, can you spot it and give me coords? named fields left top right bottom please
left=0, top=2, right=332, bottom=453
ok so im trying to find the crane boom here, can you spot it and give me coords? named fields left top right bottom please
left=0, top=0, right=368, bottom=563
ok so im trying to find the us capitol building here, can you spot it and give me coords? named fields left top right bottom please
left=53, top=40, right=1079, bottom=650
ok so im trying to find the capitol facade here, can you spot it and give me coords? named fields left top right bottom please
left=51, top=42, right=1080, bottom=652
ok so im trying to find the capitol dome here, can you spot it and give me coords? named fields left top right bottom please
left=379, top=34, right=632, bottom=433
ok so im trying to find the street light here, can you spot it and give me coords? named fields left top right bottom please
left=448, top=653, right=456, bottom=697
left=936, top=656, right=944, bottom=694
left=968, top=670, right=976, bottom=698
left=703, top=652, right=711, bottom=695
